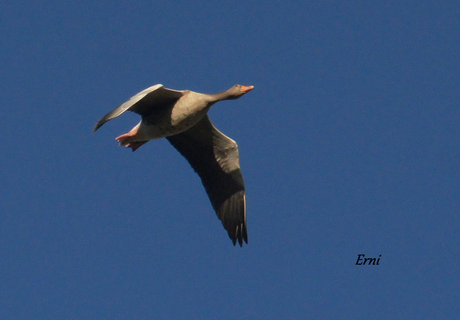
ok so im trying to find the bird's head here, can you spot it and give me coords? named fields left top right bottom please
left=225, top=84, right=254, bottom=99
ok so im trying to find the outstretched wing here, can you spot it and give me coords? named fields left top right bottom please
left=167, top=115, right=248, bottom=246
left=93, top=84, right=185, bottom=131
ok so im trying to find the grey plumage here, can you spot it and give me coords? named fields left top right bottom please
left=94, top=84, right=253, bottom=246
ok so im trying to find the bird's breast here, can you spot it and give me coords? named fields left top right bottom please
left=137, top=92, right=212, bottom=140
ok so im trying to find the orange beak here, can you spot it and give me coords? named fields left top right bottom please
left=240, top=85, right=254, bottom=93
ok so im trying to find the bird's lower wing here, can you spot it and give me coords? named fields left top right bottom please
left=166, top=115, right=248, bottom=246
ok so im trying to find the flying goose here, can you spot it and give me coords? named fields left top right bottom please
left=94, top=84, right=254, bottom=246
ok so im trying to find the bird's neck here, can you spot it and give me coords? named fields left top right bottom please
left=207, top=90, right=232, bottom=102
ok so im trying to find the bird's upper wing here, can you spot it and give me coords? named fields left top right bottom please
left=166, top=115, right=248, bottom=246
left=93, top=84, right=185, bottom=131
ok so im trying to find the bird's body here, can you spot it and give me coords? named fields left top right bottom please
left=94, top=84, right=254, bottom=246
left=123, top=90, right=212, bottom=144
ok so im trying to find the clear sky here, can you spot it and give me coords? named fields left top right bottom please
left=1, top=1, right=459, bottom=319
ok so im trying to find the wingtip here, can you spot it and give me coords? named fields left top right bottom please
left=230, top=228, right=248, bottom=247
left=233, top=237, right=247, bottom=247
left=243, top=232, right=248, bottom=246
left=93, top=121, right=102, bottom=132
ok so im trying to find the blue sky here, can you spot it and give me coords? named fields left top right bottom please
left=1, top=1, right=459, bottom=319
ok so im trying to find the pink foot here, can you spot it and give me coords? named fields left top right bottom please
left=125, top=141, right=148, bottom=152
left=115, top=127, right=147, bottom=151
left=115, top=126, right=139, bottom=144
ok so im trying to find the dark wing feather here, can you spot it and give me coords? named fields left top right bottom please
left=93, top=84, right=184, bottom=131
left=166, top=115, right=248, bottom=246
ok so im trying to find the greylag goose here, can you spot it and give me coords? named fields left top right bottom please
left=94, top=84, right=254, bottom=246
